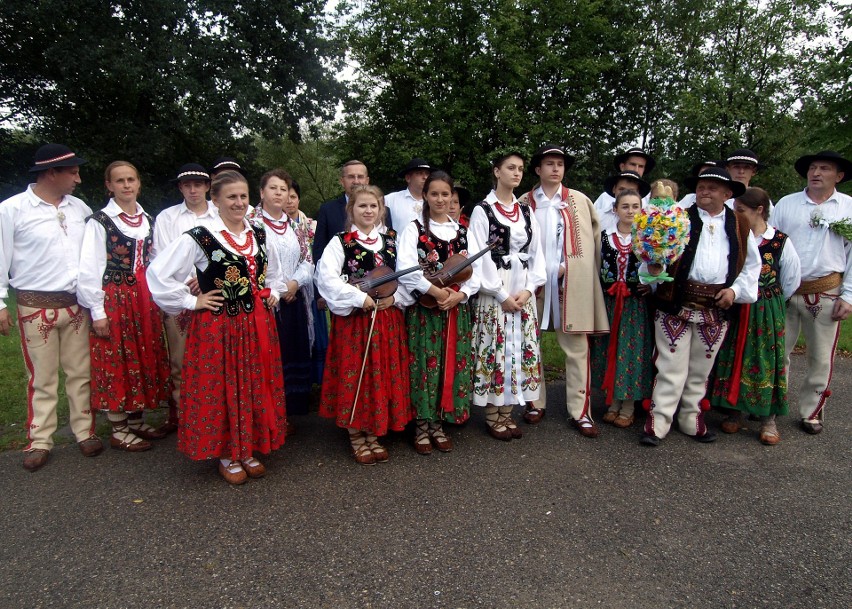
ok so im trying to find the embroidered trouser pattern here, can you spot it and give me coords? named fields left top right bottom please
left=17, top=304, right=95, bottom=451
left=646, top=309, right=728, bottom=439
left=784, top=288, right=840, bottom=421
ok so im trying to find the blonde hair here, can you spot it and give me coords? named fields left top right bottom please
left=104, top=161, right=140, bottom=197
left=346, top=184, right=387, bottom=228
left=211, top=169, right=248, bottom=199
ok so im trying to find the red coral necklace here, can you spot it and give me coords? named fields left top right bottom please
left=495, top=201, right=520, bottom=222
left=220, top=229, right=254, bottom=255
left=119, top=212, right=143, bottom=227
left=262, top=216, right=288, bottom=235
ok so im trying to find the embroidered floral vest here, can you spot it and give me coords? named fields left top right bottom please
left=186, top=225, right=268, bottom=317
left=758, top=230, right=787, bottom=300
left=599, top=231, right=642, bottom=295
left=339, top=230, right=397, bottom=280
left=89, top=211, right=154, bottom=287
left=414, top=220, right=468, bottom=272
left=477, top=201, right=532, bottom=269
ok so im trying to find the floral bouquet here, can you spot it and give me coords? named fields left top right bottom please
left=632, top=195, right=690, bottom=283
left=810, top=210, right=852, bottom=241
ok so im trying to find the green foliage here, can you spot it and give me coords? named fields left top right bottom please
left=0, top=0, right=343, bottom=209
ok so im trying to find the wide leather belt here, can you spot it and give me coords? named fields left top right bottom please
left=16, top=290, right=78, bottom=309
left=795, top=272, right=842, bottom=295
left=682, top=281, right=725, bottom=310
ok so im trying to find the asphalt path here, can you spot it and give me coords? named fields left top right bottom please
left=1, top=353, right=849, bottom=609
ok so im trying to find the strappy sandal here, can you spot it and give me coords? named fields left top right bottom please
left=485, top=407, right=511, bottom=441
left=218, top=460, right=248, bottom=484
left=613, top=414, right=635, bottom=428
left=499, top=406, right=523, bottom=439
left=602, top=411, right=619, bottom=424
left=127, top=413, right=167, bottom=440
left=414, top=420, right=432, bottom=455
left=110, top=422, right=152, bottom=452
left=241, top=456, right=266, bottom=478
left=349, top=430, right=376, bottom=465
left=428, top=421, right=453, bottom=452
left=365, top=434, right=389, bottom=462
left=759, top=420, right=781, bottom=446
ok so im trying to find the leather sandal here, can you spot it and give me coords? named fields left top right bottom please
left=127, top=415, right=167, bottom=440
left=428, top=422, right=453, bottom=452
left=414, top=420, right=433, bottom=455
left=349, top=431, right=376, bottom=465
left=759, top=419, right=781, bottom=446
left=241, top=456, right=266, bottom=478
left=602, top=411, right=619, bottom=424
left=218, top=460, right=248, bottom=485
left=485, top=407, right=512, bottom=441
left=23, top=449, right=50, bottom=472
left=721, top=413, right=744, bottom=434
left=612, top=414, right=635, bottom=428
left=523, top=406, right=545, bottom=424
left=572, top=415, right=599, bottom=438
left=110, top=423, right=152, bottom=452
left=365, top=434, right=389, bottom=462
left=78, top=436, right=104, bottom=457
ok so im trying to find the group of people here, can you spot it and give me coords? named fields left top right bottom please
left=1, top=142, right=849, bottom=484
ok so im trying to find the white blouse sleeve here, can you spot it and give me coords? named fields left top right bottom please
left=731, top=233, right=760, bottom=304
left=524, top=211, right=547, bottom=295
left=262, top=233, right=283, bottom=299
left=469, top=205, right=509, bottom=302
left=458, top=228, right=481, bottom=301
left=76, top=219, right=108, bottom=321
left=146, top=234, right=207, bottom=316
left=315, top=235, right=368, bottom=315
left=397, top=221, right=431, bottom=295
left=778, top=235, right=802, bottom=300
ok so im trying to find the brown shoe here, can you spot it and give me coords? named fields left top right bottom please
left=23, top=449, right=50, bottom=472
left=350, top=431, right=376, bottom=465
left=721, top=413, right=743, bottom=434
left=612, top=414, right=635, bottom=429
left=155, top=421, right=179, bottom=436
left=523, top=406, right=545, bottom=424
left=602, top=411, right=619, bottom=424
left=218, top=460, right=248, bottom=485
left=485, top=408, right=512, bottom=441
left=78, top=436, right=104, bottom=457
left=428, top=423, right=454, bottom=452
left=759, top=429, right=781, bottom=446
left=128, top=423, right=167, bottom=441
left=241, top=457, right=266, bottom=478
left=572, top=416, right=600, bottom=438
left=802, top=419, right=823, bottom=435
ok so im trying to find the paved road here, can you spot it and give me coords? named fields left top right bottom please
left=1, top=353, right=850, bottom=609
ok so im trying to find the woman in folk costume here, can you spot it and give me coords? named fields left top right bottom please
left=316, top=185, right=412, bottom=465
left=77, top=161, right=169, bottom=452
left=147, top=170, right=286, bottom=485
left=285, top=180, right=327, bottom=387
left=468, top=150, right=545, bottom=440
left=710, top=187, right=800, bottom=445
left=589, top=189, right=654, bottom=428
left=397, top=171, right=480, bottom=454
left=518, top=143, right=609, bottom=437
left=254, top=170, right=315, bottom=425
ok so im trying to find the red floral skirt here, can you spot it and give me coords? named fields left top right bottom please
left=319, top=308, right=413, bottom=435
left=90, top=274, right=169, bottom=412
left=179, top=303, right=286, bottom=461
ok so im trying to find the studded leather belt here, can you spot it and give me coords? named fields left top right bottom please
left=795, top=272, right=842, bottom=295
left=16, top=290, right=78, bottom=309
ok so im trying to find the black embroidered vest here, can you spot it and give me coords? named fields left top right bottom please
left=186, top=225, right=268, bottom=317
left=339, top=231, right=398, bottom=280
left=477, top=201, right=532, bottom=269
left=655, top=205, right=750, bottom=314
left=599, top=231, right=642, bottom=295
left=89, top=211, right=154, bottom=287
left=414, top=220, right=468, bottom=272
left=758, top=230, right=787, bottom=299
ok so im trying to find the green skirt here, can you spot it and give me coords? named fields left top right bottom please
left=407, top=302, right=473, bottom=423
left=589, top=292, right=654, bottom=401
left=710, top=294, right=788, bottom=416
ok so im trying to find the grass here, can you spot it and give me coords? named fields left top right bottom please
left=0, top=294, right=848, bottom=450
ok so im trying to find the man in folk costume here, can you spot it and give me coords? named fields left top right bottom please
left=0, top=144, right=103, bottom=471
left=150, top=164, right=218, bottom=434
left=770, top=151, right=852, bottom=435
left=678, top=159, right=722, bottom=208
left=640, top=168, right=760, bottom=446
left=519, top=143, right=609, bottom=436
left=593, top=147, right=655, bottom=217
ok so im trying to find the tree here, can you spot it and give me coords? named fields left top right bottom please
left=0, top=0, right=343, bottom=208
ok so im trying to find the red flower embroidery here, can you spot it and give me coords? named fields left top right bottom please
left=427, top=356, right=438, bottom=370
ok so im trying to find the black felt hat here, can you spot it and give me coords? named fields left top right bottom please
left=603, top=170, right=651, bottom=198
left=453, top=184, right=472, bottom=207
left=529, top=143, right=575, bottom=171
left=613, top=147, right=656, bottom=175
left=794, top=151, right=852, bottom=183
left=690, top=159, right=722, bottom=177
left=210, top=157, right=246, bottom=176
left=28, top=144, right=87, bottom=173
left=684, top=168, right=746, bottom=198
left=397, top=158, right=432, bottom=178
left=725, top=149, right=766, bottom=170
left=171, top=163, right=211, bottom=184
